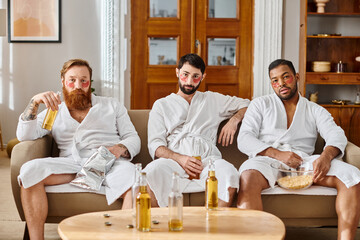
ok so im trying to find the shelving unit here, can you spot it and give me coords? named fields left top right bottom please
left=299, top=0, right=360, bottom=146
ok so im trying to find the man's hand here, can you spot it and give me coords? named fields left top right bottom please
left=33, top=91, right=61, bottom=111
left=312, top=146, right=340, bottom=183
left=312, top=156, right=331, bottom=183
left=218, top=107, right=247, bottom=146
left=218, top=118, right=238, bottom=146
left=22, top=91, right=61, bottom=121
left=276, top=151, right=303, bottom=169
left=107, top=144, right=130, bottom=159
left=259, top=148, right=303, bottom=169
left=177, top=155, right=203, bottom=178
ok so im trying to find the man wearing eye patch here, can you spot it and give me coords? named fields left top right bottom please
left=237, top=59, right=360, bottom=240
left=16, top=59, right=140, bottom=239
left=144, top=53, right=250, bottom=208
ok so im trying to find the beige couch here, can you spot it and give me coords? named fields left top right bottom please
left=11, top=109, right=360, bottom=238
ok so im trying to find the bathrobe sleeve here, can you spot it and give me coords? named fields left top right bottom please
left=16, top=109, right=50, bottom=141
left=211, top=92, right=250, bottom=119
left=312, top=104, right=347, bottom=158
left=237, top=98, right=272, bottom=158
left=147, top=101, right=168, bottom=160
left=116, top=103, right=141, bottom=160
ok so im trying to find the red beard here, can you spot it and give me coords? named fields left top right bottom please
left=63, top=86, right=92, bottom=110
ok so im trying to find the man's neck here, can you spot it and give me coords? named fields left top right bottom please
left=281, top=92, right=300, bottom=108
left=176, top=89, right=196, bottom=104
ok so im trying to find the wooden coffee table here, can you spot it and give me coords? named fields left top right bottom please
left=58, top=207, right=285, bottom=240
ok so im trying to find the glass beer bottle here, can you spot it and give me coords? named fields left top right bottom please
left=42, top=91, right=61, bottom=131
left=168, top=172, right=183, bottom=231
left=136, top=172, right=151, bottom=232
left=205, top=158, right=218, bottom=210
left=132, top=163, right=142, bottom=218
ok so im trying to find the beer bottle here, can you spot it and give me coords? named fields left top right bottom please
left=205, top=158, right=218, bottom=210
left=168, top=172, right=183, bottom=231
left=136, top=172, right=151, bottom=232
left=42, top=91, right=61, bottom=131
left=132, top=163, right=142, bottom=218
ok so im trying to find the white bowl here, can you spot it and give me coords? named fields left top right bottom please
left=312, top=61, right=331, bottom=72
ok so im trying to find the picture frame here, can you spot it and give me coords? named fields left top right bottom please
left=8, top=0, right=61, bottom=43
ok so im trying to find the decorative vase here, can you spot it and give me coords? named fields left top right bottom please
left=315, top=0, right=330, bottom=13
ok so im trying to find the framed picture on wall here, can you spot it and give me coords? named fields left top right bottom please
left=7, top=0, right=61, bottom=43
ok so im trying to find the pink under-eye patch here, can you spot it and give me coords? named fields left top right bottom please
left=192, top=76, right=201, bottom=83
left=66, top=82, right=75, bottom=88
left=272, top=82, right=279, bottom=88
left=179, top=73, right=187, bottom=82
left=82, top=81, right=90, bottom=88
left=285, top=76, right=294, bottom=84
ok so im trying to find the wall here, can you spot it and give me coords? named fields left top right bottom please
left=0, top=0, right=304, bottom=145
left=282, top=0, right=300, bottom=71
left=0, top=0, right=102, bottom=144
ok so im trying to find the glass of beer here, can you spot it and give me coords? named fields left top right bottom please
left=190, top=139, right=202, bottom=180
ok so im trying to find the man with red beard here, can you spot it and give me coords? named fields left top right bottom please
left=144, top=54, right=249, bottom=208
left=16, top=59, right=140, bottom=240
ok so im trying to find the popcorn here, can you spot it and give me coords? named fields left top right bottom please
left=277, top=175, right=313, bottom=190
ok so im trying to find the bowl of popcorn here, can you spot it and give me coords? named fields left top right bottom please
left=271, top=162, right=314, bottom=190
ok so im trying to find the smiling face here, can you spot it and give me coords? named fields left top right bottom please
left=176, top=62, right=205, bottom=95
left=269, top=64, right=299, bottom=101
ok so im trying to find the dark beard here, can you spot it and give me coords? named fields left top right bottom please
left=277, top=84, right=298, bottom=101
left=179, top=80, right=201, bottom=95
left=63, top=86, right=92, bottom=110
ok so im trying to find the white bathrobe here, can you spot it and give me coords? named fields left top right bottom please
left=145, top=91, right=250, bottom=207
left=238, top=93, right=360, bottom=189
left=17, top=94, right=141, bottom=205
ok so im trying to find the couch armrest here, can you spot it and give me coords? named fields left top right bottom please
left=343, top=141, right=360, bottom=170
left=10, top=135, right=53, bottom=221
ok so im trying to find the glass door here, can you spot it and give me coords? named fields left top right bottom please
left=131, top=0, right=253, bottom=109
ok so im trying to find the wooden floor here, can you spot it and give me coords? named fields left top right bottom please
left=0, top=149, right=359, bottom=240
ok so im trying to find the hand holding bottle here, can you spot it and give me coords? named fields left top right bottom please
left=41, top=91, right=61, bottom=131
left=33, top=91, right=61, bottom=111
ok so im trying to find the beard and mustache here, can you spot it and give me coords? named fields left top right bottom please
left=178, top=80, right=201, bottom=95
left=62, top=86, right=92, bottom=110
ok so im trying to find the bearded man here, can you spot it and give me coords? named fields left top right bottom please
left=143, top=53, right=250, bottom=207
left=16, top=59, right=140, bottom=240
left=237, top=59, right=360, bottom=240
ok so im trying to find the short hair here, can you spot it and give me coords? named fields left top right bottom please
left=178, top=53, right=206, bottom=74
left=60, top=59, right=92, bottom=80
left=268, top=59, right=296, bottom=76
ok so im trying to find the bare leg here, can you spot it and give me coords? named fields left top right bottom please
left=121, top=188, right=133, bottom=209
left=315, top=177, right=360, bottom=240
left=20, top=174, right=75, bottom=240
left=218, top=187, right=236, bottom=207
left=237, top=170, right=269, bottom=210
left=147, top=185, right=159, bottom=207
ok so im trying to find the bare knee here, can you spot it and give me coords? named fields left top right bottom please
left=240, top=170, right=269, bottom=192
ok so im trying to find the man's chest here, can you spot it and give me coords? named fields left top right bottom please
left=69, top=109, right=90, bottom=123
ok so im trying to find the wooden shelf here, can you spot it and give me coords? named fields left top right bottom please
left=307, top=36, right=360, bottom=39
left=301, top=0, right=360, bottom=146
left=306, top=72, right=360, bottom=84
left=320, top=104, right=360, bottom=108
left=308, top=12, right=360, bottom=16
